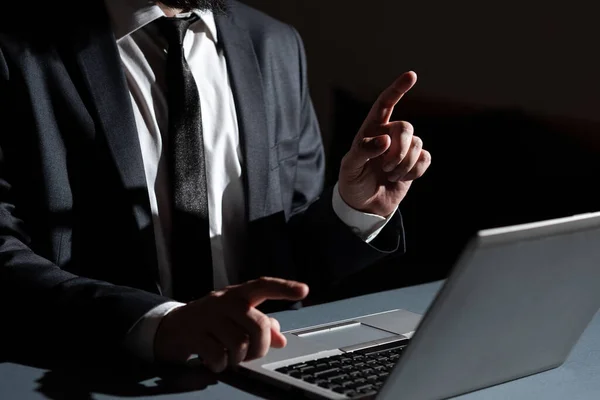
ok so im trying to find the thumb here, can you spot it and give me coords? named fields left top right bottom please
left=348, top=135, right=391, bottom=169
left=269, top=317, right=287, bottom=348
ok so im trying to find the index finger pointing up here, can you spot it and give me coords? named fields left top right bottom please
left=367, top=71, right=417, bottom=126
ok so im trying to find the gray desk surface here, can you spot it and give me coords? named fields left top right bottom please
left=2, top=281, right=599, bottom=399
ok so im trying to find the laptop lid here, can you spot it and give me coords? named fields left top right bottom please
left=379, top=212, right=600, bottom=400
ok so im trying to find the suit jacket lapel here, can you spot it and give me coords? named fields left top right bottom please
left=71, top=6, right=159, bottom=285
left=73, top=12, right=153, bottom=235
left=216, top=12, right=273, bottom=222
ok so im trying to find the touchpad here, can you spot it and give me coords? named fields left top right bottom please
left=293, top=321, right=398, bottom=349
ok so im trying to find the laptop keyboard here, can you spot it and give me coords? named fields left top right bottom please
left=274, top=339, right=409, bottom=398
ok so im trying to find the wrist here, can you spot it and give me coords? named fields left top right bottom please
left=337, top=183, right=395, bottom=218
left=153, top=305, right=184, bottom=364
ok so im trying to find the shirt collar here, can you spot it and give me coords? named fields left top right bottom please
left=104, top=0, right=218, bottom=42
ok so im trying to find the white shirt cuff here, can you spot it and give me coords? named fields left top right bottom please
left=332, top=182, right=397, bottom=243
left=123, top=301, right=185, bottom=362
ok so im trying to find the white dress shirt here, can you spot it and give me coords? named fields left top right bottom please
left=104, top=0, right=395, bottom=361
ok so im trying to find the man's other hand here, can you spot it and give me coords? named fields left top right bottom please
left=338, top=71, right=432, bottom=217
left=154, top=277, right=309, bottom=372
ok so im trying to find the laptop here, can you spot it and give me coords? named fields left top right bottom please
left=238, top=212, right=600, bottom=399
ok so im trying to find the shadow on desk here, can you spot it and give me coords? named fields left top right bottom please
left=0, top=352, right=303, bottom=400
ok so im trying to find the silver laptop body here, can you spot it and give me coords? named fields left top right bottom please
left=239, top=212, right=600, bottom=399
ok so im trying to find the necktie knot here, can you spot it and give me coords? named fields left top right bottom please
left=158, top=15, right=199, bottom=46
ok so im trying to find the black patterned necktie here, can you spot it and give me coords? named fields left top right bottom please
left=157, top=15, right=213, bottom=302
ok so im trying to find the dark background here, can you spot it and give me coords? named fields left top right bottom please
left=240, top=1, right=600, bottom=300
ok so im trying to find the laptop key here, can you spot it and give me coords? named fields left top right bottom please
left=358, top=389, right=378, bottom=397
left=288, top=370, right=302, bottom=378
left=329, top=373, right=350, bottom=382
left=314, top=368, right=341, bottom=379
left=291, top=363, right=309, bottom=369
left=313, top=365, right=336, bottom=374
left=299, top=366, right=315, bottom=374
left=329, top=384, right=342, bottom=391
left=355, top=384, right=374, bottom=392
left=318, top=381, right=334, bottom=389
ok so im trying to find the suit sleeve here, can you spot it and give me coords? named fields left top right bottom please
left=284, top=28, right=406, bottom=292
left=0, top=47, right=170, bottom=357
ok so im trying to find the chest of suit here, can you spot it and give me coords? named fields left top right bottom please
left=0, top=9, right=308, bottom=291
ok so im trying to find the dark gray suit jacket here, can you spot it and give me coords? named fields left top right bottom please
left=0, top=0, right=404, bottom=353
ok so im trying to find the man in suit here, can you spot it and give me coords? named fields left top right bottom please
left=0, top=0, right=430, bottom=372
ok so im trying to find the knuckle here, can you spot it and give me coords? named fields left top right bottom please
left=223, top=284, right=238, bottom=292
left=232, top=342, right=249, bottom=362
left=247, top=276, right=267, bottom=288
left=359, top=137, right=369, bottom=150
left=203, top=292, right=223, bottom=307
left=421, top=150, right=432, bottom=164
left=255, top=314, right=271, bottom=332
left=238, top=337, right=250, bottom=353
left=234, top=331, right=250, bottom=347
left=412, top=136, right=423, bottom=149
left=393, top=151, right=406, bottom=163
left=398, top=120, right=414, bottom=135
left=269, top=317, right=280, bottom=330
left=208, top=290, right=224, bottom=299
